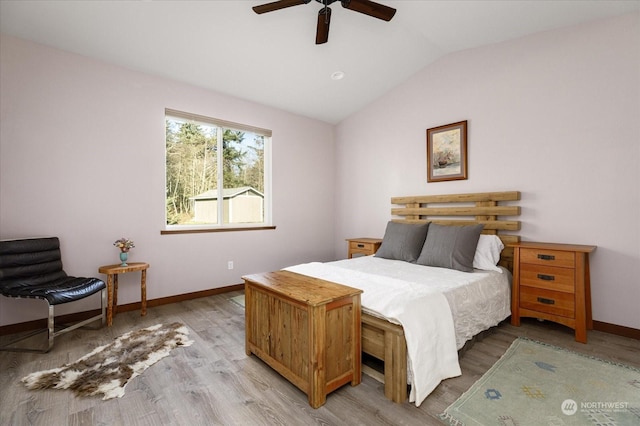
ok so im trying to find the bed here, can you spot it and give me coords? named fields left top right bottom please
left=290, top=191, right=521, bottom=405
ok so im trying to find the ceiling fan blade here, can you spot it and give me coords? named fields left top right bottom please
left=315, top=7, right=331, bottom=45
left=253, top=0, right=308, bottom=14
left=341, top=0, right=396, bottom=21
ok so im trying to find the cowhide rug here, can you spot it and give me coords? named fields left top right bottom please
left=22, top=322, right=193, bottom=400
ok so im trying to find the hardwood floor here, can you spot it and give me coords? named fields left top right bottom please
left=1, top=291, right=638, bottom=426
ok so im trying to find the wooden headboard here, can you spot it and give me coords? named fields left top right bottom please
left=390, top=191, right=521, bottom=271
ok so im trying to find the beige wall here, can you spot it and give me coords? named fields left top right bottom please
left=0, top=34, right=336, bottom=326
left=334, top=13, right=640, bottom=329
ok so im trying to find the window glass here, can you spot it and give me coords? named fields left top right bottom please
left=165, top=110, right=271, bottom=229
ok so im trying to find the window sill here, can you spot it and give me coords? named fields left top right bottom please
left=161, top=226, right=276, bottom=235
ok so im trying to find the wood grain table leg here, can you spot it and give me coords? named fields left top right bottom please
left=106, top=274, right=114, bottom=326
left=113, top=274, right=119, bottom=315
left=140, top=268, right=147, bottom=316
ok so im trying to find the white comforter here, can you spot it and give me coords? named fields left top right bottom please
left=285, top=256, right=511, bottom=407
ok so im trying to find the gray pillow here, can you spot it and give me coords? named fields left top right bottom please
left=375, top=221, right=430, bottom=263
left=416, top=224, right=484, bottom=272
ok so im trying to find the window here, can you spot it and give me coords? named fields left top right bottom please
left=164, top=109, right=272, bottom=231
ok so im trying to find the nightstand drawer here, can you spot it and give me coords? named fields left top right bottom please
left=349, top=241, right=376, bottom=252
left=346, top=238, right=382, bottom=259
left=520, top=264, right=575, bottom=293
left=520, top=248, right=575, bottom=268
left=520, top=286, right=575, bottom=318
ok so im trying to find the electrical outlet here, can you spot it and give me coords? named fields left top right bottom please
left=227, top=261, right=234, bottom=270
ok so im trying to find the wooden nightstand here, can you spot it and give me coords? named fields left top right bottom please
left=346, top=238, right=382, bottom=258
left=510, top=242, right=596, bottom=343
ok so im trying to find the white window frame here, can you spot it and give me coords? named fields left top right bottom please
left=163, top=108, right=273, bottom=233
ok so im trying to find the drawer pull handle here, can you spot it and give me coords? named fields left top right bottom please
left=537, top=274, right=555, bottom=281
left=537, top=297, right=555, bottom=305
left=357, top=244, right=365, bottom=248
left=538, top=254, right=555, bottom=261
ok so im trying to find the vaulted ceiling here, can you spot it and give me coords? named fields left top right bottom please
left=1, top=1, right=638, bottom=123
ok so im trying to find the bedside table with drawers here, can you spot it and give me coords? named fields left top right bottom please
left=346, top=238, right=382, bottom=258
left=510, top=241, right=596, bottom=343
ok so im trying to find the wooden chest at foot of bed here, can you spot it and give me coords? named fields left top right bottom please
left=243, top=271, right=363, bottom=408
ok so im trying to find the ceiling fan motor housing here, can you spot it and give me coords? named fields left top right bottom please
left=253, top=0, right=396, bottom=44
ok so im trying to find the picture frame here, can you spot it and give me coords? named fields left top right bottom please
left=426, top=120, right=468, bottom=182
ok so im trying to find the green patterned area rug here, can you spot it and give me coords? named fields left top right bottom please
left=441, top=337, right=640, bottom=426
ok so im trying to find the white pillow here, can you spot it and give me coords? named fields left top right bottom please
left=473, top=235, right=504, bottom=272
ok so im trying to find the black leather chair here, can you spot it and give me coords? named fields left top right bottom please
left=0, top=237, right=106, bottom=352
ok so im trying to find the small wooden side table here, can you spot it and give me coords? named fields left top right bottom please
left=346, top=238, right=382, bottom=258
left=98, top=262, right=149, bottom=326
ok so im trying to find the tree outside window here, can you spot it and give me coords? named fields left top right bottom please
left=165, top=110, right=270, bottom=228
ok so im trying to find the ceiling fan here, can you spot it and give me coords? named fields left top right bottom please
left=252, top=0, right=396, bottom=45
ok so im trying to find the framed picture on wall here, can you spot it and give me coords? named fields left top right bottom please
left=426, top=120, right=468, bottom=182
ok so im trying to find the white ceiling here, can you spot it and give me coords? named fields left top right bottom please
left=1, top=1, right=638, bottom=124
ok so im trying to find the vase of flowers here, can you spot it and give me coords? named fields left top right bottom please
left=114, top=238, right=135, bottom=266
